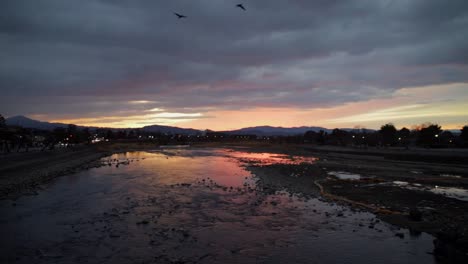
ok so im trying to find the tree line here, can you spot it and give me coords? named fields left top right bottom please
left=303, top=123, right=468, bottom=148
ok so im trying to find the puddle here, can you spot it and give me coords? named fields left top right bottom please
left=328, top=171, right=362, bottom=180
left=0, top=148, right=436, bottom=264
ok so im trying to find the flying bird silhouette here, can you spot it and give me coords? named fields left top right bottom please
left=236, top=4, right=246, bottom=11
left=174, top=12, right=187, bottom=19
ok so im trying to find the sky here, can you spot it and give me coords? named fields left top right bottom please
left=1, top=0, right=467, bottom=130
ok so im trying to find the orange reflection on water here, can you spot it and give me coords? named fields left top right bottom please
left=103, top=150, right=252, bottom=188
left=101, top=149, right=317, bottom=189
left=224, top=150, right=318, bottom=166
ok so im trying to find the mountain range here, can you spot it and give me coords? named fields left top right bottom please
left=222, top=126, right=331, bottom=136
left=5, top=115, right=201, bottom=135
left=5, top=115, right=370, bottom=136
left=5, top=115, right=71, bottom=131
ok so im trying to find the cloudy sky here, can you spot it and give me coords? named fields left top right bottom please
left=1, top=0, right=467, bottom=130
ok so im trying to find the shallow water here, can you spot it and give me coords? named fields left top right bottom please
left=430, top=186, right=468, bottom=202
left=327, top=171, right=362, bottom=180
left=439, top=173, right=462, bottom=179
left=0, top=148, right=436, bottom=264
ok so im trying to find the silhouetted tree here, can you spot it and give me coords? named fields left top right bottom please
left=316, top=130, right=327, bottom=145
left=379, top=123, right=397, bottom=146
left=82, top=128, right=92, bottom=144
left=53, top=127, right=67, bottom=142
left=106, top=129, right=114, bottom=140
left=461, top=126, right=468, bottom=142
left=330, top=129, right=349, bottom=146
left=128, top=130, right=136, bottom=138
left=398, top=127, right=410, bottom=138
left=304, top=131, right=318, bottom=143
left=397, top=127, right=411, bottom=147
left=0, top=114, right=6, bottom=128
left=440, top=131, right=454, bottom=145
left=67, top=124, right=78, bottom=143
left=417, top=124, right=442, bottom=146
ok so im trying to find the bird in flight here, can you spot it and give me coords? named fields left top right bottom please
left=174, top=12, right=187, bottom=19
left=236, top=4, right=246, bottom=11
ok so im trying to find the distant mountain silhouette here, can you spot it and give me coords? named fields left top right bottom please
left=339, top=128, right=376, bottom=133
left=5, top=115, right=69, bottom=130
left=223, top=126, right=332, bottom=136
left=4, top=115, right=374, bottom=135
left=5, top=115, right=201, bottom=134
left=142, top=125, right=200, bottom=135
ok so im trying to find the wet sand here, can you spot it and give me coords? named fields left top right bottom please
left=1, top=143, right=468, bottom=263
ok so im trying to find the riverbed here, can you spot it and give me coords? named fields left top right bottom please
left=0, top=148, right=436, bottom=263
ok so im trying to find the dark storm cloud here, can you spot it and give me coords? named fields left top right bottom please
left=1, top=0, right=468, bottom=116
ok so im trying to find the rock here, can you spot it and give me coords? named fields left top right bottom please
left=409, top=208, right=422, bottom=221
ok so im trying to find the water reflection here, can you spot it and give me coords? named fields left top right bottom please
left=327, top=171, right=362, bottom=180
